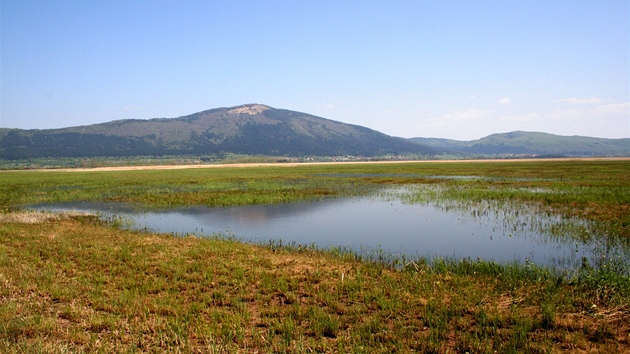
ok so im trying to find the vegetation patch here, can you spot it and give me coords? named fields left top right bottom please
left=0, top=211, right=90, bottom=224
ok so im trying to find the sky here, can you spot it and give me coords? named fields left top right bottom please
left=1, top=1, right=628, bottom=140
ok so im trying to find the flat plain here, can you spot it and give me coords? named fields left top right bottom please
left=1, top=159, right=628, bottom=352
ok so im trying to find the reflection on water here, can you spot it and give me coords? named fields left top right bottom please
left=31, top=189, right=628, bottom=271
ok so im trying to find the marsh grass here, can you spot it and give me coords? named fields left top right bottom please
left=1, top=160, right=629, bottom=352
left=2, top=160, right=627, bottom=226
left=1, top=214, right=629, bottom=352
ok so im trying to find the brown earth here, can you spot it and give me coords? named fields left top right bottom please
left=22, top=157, right=630, bottom=173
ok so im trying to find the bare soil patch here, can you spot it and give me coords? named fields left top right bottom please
left=22, top=157, right=630, bottom=173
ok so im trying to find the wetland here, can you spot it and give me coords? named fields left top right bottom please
left=31, top=185, right=629, bottom=272
left=1, top=159, right=629, bottom=352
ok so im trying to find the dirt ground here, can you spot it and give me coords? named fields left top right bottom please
left=28, top=157, right=630, bottom=173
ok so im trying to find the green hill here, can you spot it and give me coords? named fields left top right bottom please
left=0, top=104, right=435, bottom=159
left=410, top=131, right=630, bottom=157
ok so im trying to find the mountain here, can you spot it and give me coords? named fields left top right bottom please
left=410, top=131, right=630, bottom=157
left=0, top=104, right=436, bottom=159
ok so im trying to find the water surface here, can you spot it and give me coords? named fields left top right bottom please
left=31, top=189, right=629, bottom=271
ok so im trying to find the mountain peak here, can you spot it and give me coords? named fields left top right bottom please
left=227, top=104, right=271, bottom=116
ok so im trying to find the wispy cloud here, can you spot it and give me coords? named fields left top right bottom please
left=559, top=97, right=603, bottom=104
left=314, top=103, right=335, bottom=110
left=590, top=102, right=629, bottom=115
left=433, top=109, right=491, bottom=127
left=499, top=97, right=511, bottom=105
left=112, top=105, right=142, bottom=112
left=550, top=109, right=583, bottom=119
left=500, top=112, right=539, bottom=122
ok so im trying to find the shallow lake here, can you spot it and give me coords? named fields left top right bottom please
left=31, top=187, right=629, bottom=271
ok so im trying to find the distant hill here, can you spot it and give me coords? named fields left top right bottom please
left=410, top=131, right=630, bottom=157
left=0, top=104, right=435, bottom=159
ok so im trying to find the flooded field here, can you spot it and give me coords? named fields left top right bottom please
left=6, top=160, right=630, bottom=352
left=32, top=186, right=629, bottom=272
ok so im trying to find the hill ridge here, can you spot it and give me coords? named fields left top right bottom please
left=2, top=105, right=628, bottom=159
left=410, top=131, right=629, bottom=157
left=0, top=104, right=435, bottom=159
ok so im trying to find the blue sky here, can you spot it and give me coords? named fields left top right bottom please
left=1, top=1, right=628, bottom=140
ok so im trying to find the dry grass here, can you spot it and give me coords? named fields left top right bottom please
left=0, top=211, right=91, bottom=224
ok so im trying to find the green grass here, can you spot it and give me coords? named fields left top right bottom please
left=0, top=165, right=367, bottom=210
left=0, top=159, right=629, bottom=352
left=2, top=160, right=628, bottom=237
